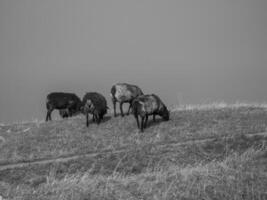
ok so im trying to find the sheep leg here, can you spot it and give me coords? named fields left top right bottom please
left=46, top=108, right=53, bottom=121
left=46, top=111, right=49, bottom=121
left=92, top=114, right=96, bottom=122
left=127, top=101, right=132, bottom=115
left=141, top=116, right=145, bottom=132
left=86, top=113, right=89, bottom=127
left=153, top=114, right=156, bottom=122
left=66, top=108, right=71, bottom=117
left=60, top=110, right=68, bottom=118
left=135, top=115, right=140, bottom=129
left=96, top=114, right=101, bottom=124
left=144, top=115, right=148, bottom=128
left=113, top=99, right=117, bottom=117
left=67, top=103, right=75, bottom=117
left=120, top=102, right=124, bottom=117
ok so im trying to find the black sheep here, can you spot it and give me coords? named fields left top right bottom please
left=81, top=92, right=108, bottom=127
left=132, top=94, right=169, bottom=132
left=46, top=92, right=82, bottom=121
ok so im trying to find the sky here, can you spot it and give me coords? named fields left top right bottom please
left=0, top=0, right=266, bottom=122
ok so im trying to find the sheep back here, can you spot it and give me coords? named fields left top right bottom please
left=111, top=83, right=143, bottom=102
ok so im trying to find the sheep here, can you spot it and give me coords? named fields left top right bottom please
left=81, top=92, right=108, bottom=127
left=46, top=92, right=82, bottom=121
left=110, top=83, right=143, bottom=117
left=132, top=94, right=169, bottom=132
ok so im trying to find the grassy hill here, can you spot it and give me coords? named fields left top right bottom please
left=0, top=103, right=267, bottom=200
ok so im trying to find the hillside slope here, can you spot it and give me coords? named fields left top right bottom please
left=0, top=104, right=267, bottom=200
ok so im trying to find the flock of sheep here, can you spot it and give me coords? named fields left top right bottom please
left=45, top=83, right=170, bottom=132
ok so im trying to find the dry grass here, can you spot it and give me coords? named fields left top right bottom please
left=4, top=146, right=267, bottom=200
left=171, top=101, right=267, bottom=111
left=0, top=103, right=267, bottom=199
left=1, top=104, right=267, bottom=165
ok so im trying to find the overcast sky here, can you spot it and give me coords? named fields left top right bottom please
left=0, top=0, right=266, bottom=122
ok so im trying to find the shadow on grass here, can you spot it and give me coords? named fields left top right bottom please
left=141, top=117, right=168, bottom=129
left=101, top=116, right=112, bottom=123
left=83, top=115, right=112, bottom=125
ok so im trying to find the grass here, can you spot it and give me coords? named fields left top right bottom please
left=0, top=103, right=267, bottom=199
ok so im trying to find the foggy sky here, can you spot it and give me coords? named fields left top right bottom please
left=0, top=0, right=267, bottom=122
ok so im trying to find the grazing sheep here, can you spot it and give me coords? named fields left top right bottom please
left=110, top=83, right=143, bottom=117
left=81, top=92, right=108, bottom=127
left=132, top=94, right=169, bottom=132
left=46, top=92, right=82, bottom=121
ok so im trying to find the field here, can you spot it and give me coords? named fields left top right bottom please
left=0, top=103, right=267, bottom=200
